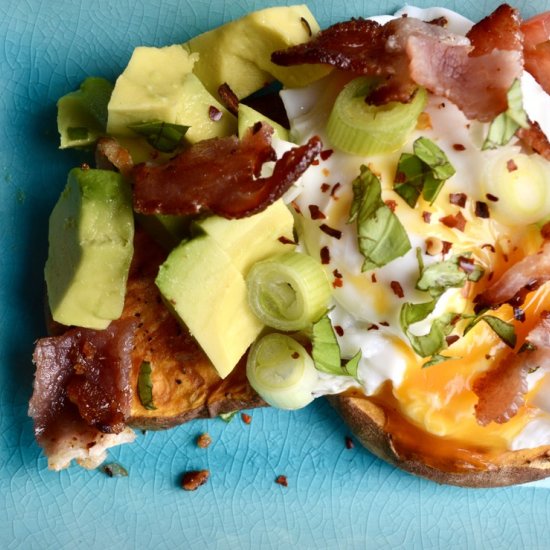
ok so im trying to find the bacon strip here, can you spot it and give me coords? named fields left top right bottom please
left=132, top=122, right=321, bottom=219
left=473, top=312, right=550, bottom=425
left=272, top=6, right=523, bottom=121
left=521, top=12, right=550, bottom=94
left=476, top=241, right=550, bottom=309
left=29, top=318, right=136, bottom=467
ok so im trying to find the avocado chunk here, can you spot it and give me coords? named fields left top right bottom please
left=45, top=168, right=134, bottom=330
left=136, top=213, right=190, bottom=250
left=57, top=77, right=113, bottom=149
left=196, top=199, right=295, bottom=274
left=183, top=5, right=331, bottom=100
left=238, top=104, right=289, bottom=141
left=107, top=46, right=236, bottom=144
left=156, top=236, right=263, bottom=378
left=156, top=201, right=296, bottom=377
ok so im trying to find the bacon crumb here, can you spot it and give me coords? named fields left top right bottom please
left=241, top=413, right=252, bottom=424
left=330, top=182, right=341, bottom=198
left=345, top=436, right=354, bottom=449
left=278, top=236, right=296, bottom=245
left=181, top=470, right=210, bottom=491
left=275, top=475, right=288, bottom=487
left=333, top=268, right=343, bottom=279
left=385, top=199, right=397, bottom=212
left=380, top=321, right=390, bottom=327
left=291, top=352, right=300, bottom=359
left=390, top=281, right=404, bottom=298
left=541, top=222, right=550, bottom=240
left=333, top=278, right=343, bottom=288
left=208, top=106, right=222, bottom=121
left=309, top=204, right=326, bottom=220
left=321, top=183, right=331, bottom=193
left=440, top=211, right=467, bottom=231
left=475, top=201, right=490, bottom=219
left=452, top=143, right=466, bottom=151
left=422, top=211, right=432, bottom=223
left=446, top=334, right=460, bottom=346
left=320, top=246, right=331, bottom=265
left=449, top=193, right=467, bottom=207
left=312, top=159, right=320, bottom=166
left=486, top=193, right=499, bottom=202
left=368, top=324, right=379, bottom=331
left=335, top=325, right=344, bottom=337
left=320, top=149, right=334, bottom=160
left=442, top=241, right=453, bottom=255
left=196, top=433, right=212, bottom=449
left=319, top=224, right=342, bottom=239
left=217, top=83, right=239, bottom=116
left=506, top=158, right=518, bottom=172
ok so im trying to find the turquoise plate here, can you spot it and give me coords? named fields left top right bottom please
left=2, top=0, right=550, bottom=548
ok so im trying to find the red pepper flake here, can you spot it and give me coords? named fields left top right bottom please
left=385, top=199, right=397, bottom=212
left=446, top=334, right=460, bottom=346
left=321, top=183, right=331, bottom=193
left=422, top=211, right=432, bottom=223
left=181, top=470, right=210, bottom=491
left=217, top=82, right=239, bottom=116
left=475, top=201, right=490, bottom=219
left=486, top=193, right=499, bottom=202
left=379, top=321, right=390, bottom=327
left=330, top=182, right=341, bottom=198
left=241, top=413, right=252, bottom=424
left=371, top=273, right=377, bottom=283
left=368, top=324, right=379, bottom=331
left=333, top=268, right=343, bottom=279
left=390, top=281, right=404, bottom=298
left=506, top=159, right=518, bottom=172
left=320, top=224, right=342, bottom=239
left=457, top=256, right=475, bottom=274
left=333, top=278, right=343, bottom=288
left=481, top=243, right=496, bottom=253
left=440, top=211, right=466, bottom=231
left=442, top=241, right=453, bottom=255
left=452, top=143, right=466, bottom=151
left=309, top=204, right=326, bottom=220
left=334, top=325, right=344, bottom=337
left=514, top=307, right=526, bottom=322
left=311, top=159, right=320, bottom=166
left=345, top=436, right=354, bottom=449
left=278, top=235, right=296, bottom=245
left=208, top=105, right=222, bottom=121
left=320, top=149, right=334, bottom=161
left=449, top=193, right=467, bottom=207
left=320, top=246, right=330, bottom=265
left=275, top=475, right=288, bottom=487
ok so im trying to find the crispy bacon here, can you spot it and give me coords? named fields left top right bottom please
left=476, top=241, right=550, bottom=309
left=517, top=120, right=550, bottom=160
left=132, top=122, right=321, bottom=219
left=521, top=12, right=550, bottom=94
left=272, top=6, right=523, bottom=121
left=473, top=312, right=550, bottom=425
left=31, top=318, right=135, bottom=436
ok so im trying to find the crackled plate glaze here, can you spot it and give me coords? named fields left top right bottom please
left=2, top=0, right=550, bottom=548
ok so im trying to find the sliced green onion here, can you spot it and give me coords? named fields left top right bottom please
left=326, top=77, right=427, bottom=155
left=128, top=120, right=189, bottom=153
left=246, top=333, right=317, bottom=410
left=482, top=152, right=550, bottom=225
left=246, top=252, right=331, bottom=331
left=138, top=361, right=156, bottom=410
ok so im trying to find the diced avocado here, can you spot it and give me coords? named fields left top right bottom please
left=107, top=46, right=236, bottom=144
left=183, top=5, right=331, bottom=100
left=238, top=103, right=289, bottom=141
left=45, top=168, right=134, bottom=330
left=57, top=77, right=113, bottom=149
left=155, top=236, right=263, bottom=378
left=136, top=213, right=191, bottom=250
left=197, top=199, right=295, bottom=274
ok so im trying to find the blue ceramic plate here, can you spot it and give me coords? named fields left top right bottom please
left=2, top=1, right=550, bottom=548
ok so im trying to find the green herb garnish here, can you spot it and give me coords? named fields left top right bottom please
left=464, top=314, right=517, bottom=348
left=483, top=79, right=529, bottom=150
left=128, top=120, right=189, bottom=152
left=312, top=314, right=361, bottom=379
left=137, top=361, right=157, bottom=410
left=219, top=411, right=239, bottom=423
left=101, top=462, right=129, bottom=478
left=394, top=137, right=456, bottom=207
left=348, top=164, right=411, bottom=271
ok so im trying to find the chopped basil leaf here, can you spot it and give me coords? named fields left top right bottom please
left=219, top=411, right=239, bottom=423
left=416, top=253, right=484, bottom=298
left=348, top=165, right=411, bottom=271
left=312, top=315, right=361, bottom=379
left=483, top=79, right=529, bottom=150
left=464, top=314, right=517, bottom=348
left=137, top=361, right=157, bottom=410
left=394, top=137, right=455, bottom=207
left=101, top=462, right=129, bottom=478
left=128, top=120, right=189, bottom=153
left=422, top=354, right=452, bottom=368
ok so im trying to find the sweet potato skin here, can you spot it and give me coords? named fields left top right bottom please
left=329, top=394, right=550, bottom=488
